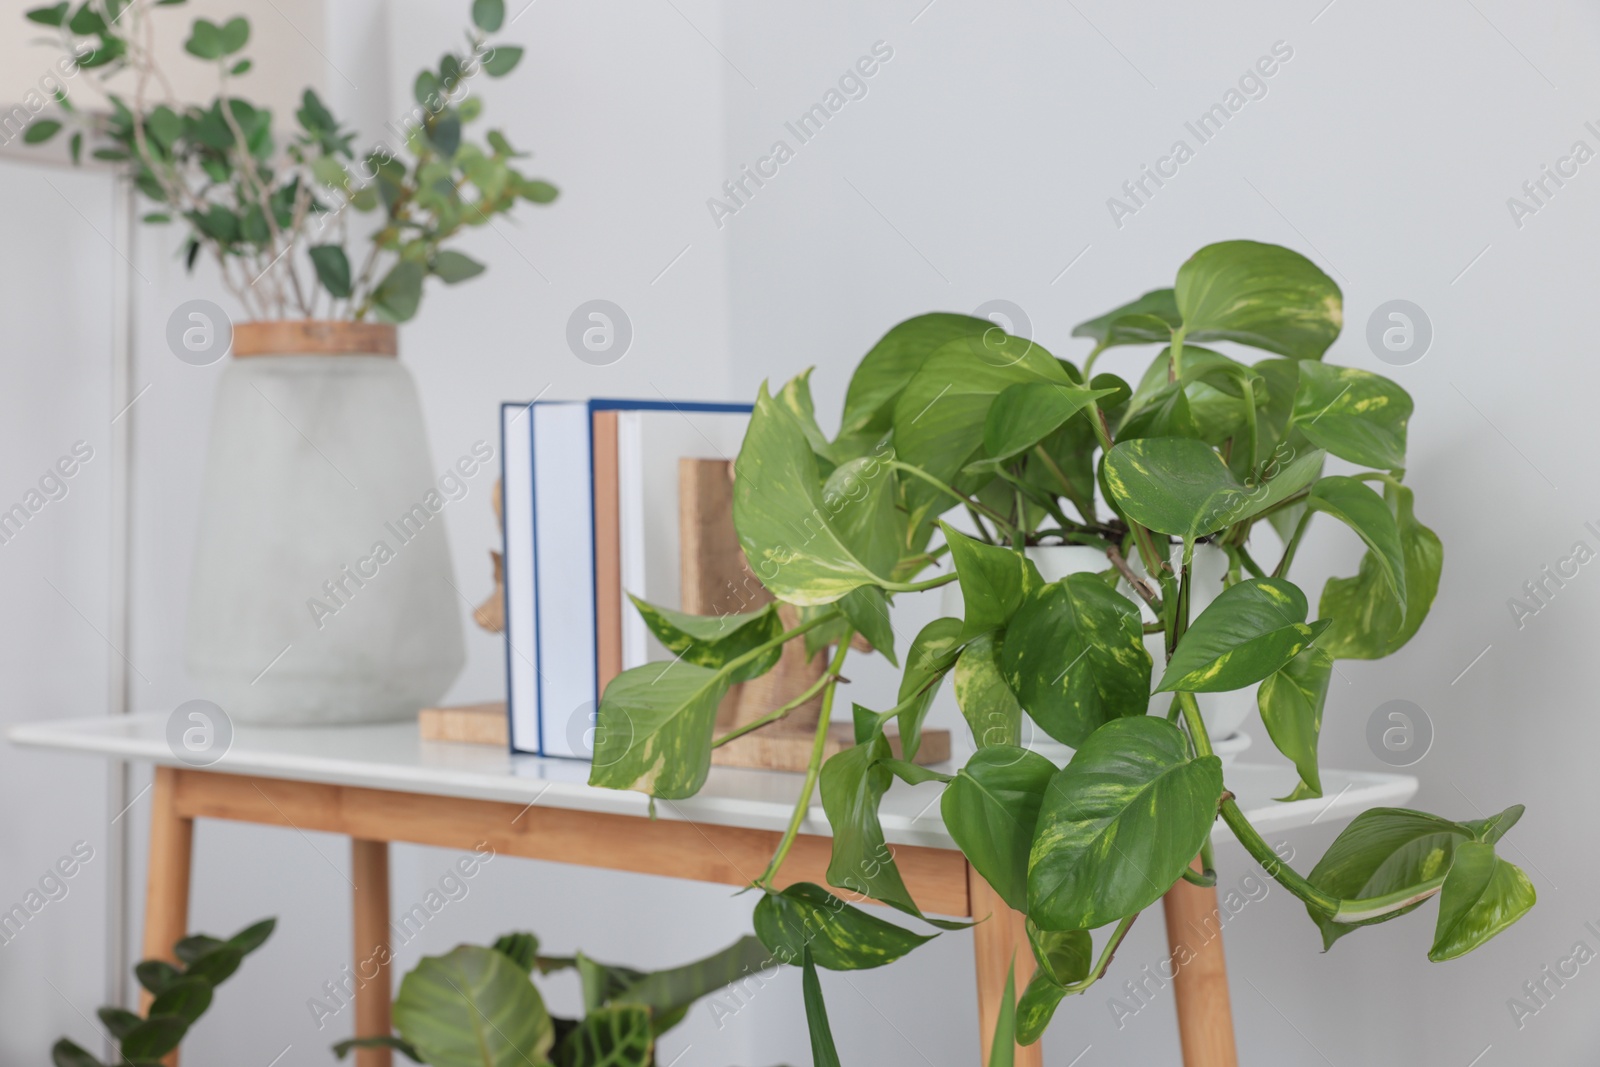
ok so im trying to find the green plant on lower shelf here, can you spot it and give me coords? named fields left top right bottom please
left=333, top=931, right=772, bottom=1067
left=52, top=917, right=275, bottom=1066
left=587, top=239, right=1536, bottom=1057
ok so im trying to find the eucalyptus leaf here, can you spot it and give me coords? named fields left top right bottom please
left=1158, top=577, right=1328, bottom=693
left=1028, top=717, right=1223, bottom=930
left=733, top=383, right=881, bottom=606
left=1174, top=240, right=1342, bottom=360
left=471, top=0, right=505, bottom=31
left=1291, top=362, right=1411, bottom=470
left=586, top=661, right=730, bottom=799
left=754, top=882, right=933, bottom=971
left=1428, top=843, right=1536, bottom=962
left=1257, top=645, right=1332, bottom=799
left=393, top=945, right=553, bottom=1067
left=1000, top=575, right=1151, bottom=746
left=483, top=45, right=523, bottom=76
left=432, top=249, right=486, bottom=283
left=309, top=244, right=352, bottom=298
left=372, top=260, right=425, bottom=323
left=941, top=746, right=1057, bottom=911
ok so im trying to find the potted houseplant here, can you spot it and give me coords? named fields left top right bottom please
left=587, top=240, right=1534, bottom=1056
left=21, top=0, right=557, bottom=723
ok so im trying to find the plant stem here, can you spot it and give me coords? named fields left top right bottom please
left=755, top=635, right=852, bottom=889
left=713, top=666, right=843, bottom=748
left=1060, top=914, right=1138, bottom=995
left=1170, top=328, right=1188, bottom=379
left=1082, top=340, right=1109, bottom=379
left=1235, top=544, right=1267, bottom=579
left=716, top=609, right=839, bottom=680
left=880, top=572, right=959, bottom=594
left=890, top=462, right=1018, bottom=540
left=1218, top=798, right=1339, bottom=915
left=1273, top=510, right=1314, bottom=578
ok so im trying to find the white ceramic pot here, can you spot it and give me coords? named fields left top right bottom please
left=185, top=322, right=465, bottom=725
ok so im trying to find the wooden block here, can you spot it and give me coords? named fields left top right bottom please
left=418, top=702, right=508, bottom=746
left=711, top=724, right=950, bottom=773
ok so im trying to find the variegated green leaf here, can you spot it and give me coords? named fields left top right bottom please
left=943, top=522, right=1044, bottom=639
left=1290, top=362, right=1411, bottom=470
left=942, top=747, right=1057, bottom=912
left=982, top=381, right=1115, bottom=462
left=733, top=382, right=882, bottom=606
left=1306, top=476, right=1406, bottom=601
left=1174, top=240, right=1342, bottom=360
left=628, top=597, right=781, bottom=684
left=1307, top=808, right=1471, bottom=950
left=1257, top=645, right=1333, bottom=799
left=1000, top=576, right=1151, bottom=747
left=1028, top=717, right=1223, bottom=930
left=1429, top=843, right=1536, bottom=962
left=896, top=617, right=965, bottom=760
left=754, top=882, right=934, bottom=971
left=1072, top=288, right=1180, bottom=349
left=953, top=632, right=1024, bottom=748
left=1319, top=483, right=1442, bottom=660
left=1158, top=578, right=1329, bottom=693
left=838, top=312, right=994, bottom=440
left=587, top=662, right=730, bottom=798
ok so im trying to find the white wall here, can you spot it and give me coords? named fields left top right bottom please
left=10, top=0, right=1600, bottom=1062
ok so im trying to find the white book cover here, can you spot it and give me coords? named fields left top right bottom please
left=500, top=402, right=538, bottom=754
left=531, top=401, right=597, bottom=758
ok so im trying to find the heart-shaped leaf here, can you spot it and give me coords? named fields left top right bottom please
left=837, top=585, right=898, bottom=667
left=943, top=523, right=1044, bottom=639
left=1429, top=843, right=1536, bottom=962
left=628, top=597, right=781, bottom=683
left=587, top=662, right=730, bottom=798
left=822, top=455, right=901, bottom=579
left=393, top=945, right=553, bottom=1067
left=1028, top=717, right=1223, bottom=930
left=1291, top=362, right=1411, bottom=470
left=1158, top=578, right=1328, bottom=693
left=1072, top=288, right=1180, bottom=349
left=820, top=735, right=913, bottom=912
left=1318, top=484, right=1441, bottom=659
left=1257, top=645, right=1332, bottom=798
left=838, top=312, right=994, bottom=440
left=1174, top=240, right=1342, bottom=360
left=734, top=382, right=882, bottom=606
left=953, top=633, right=1024, bottom=749
left=942, top=746, right=1058, bottom=912
left=982, top=381, right=1114, bottom=462
left=755, top=882, right=933, bottom=970
left=1307, top=808, right=1472, bottom=950
left=1306, top=476, right=1406, bottom=601
left=1103, top=437, right=1244, bottom=538
left=896, top=617, right=965, bottom=760
left=1001, top=576, right=1151, bottom=747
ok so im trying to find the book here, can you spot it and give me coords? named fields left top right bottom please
left=501, top=399, right=751, bottom=757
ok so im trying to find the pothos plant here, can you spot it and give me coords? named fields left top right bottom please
left=21, top=0, right=556, bottom=322
left=334, top=930, right=770, bottom=1067
left=588, top=240, right=1535, bottom=1055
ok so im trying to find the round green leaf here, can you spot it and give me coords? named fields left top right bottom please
left=1158, top=577, right=1328, bottom=693
left=431, top=249, right=486, bottom=284
left=1174, top=240, right=1342, bottom=360
left=308, top=244, right=352, bottom=299
left=483, top=45, right=523, bottom=76
left=1028, top=717, right=1224, bottom=930
left=472, top=0, right=506, bottom=31
left=393, top=945, right=553, bottom=1067
left=372, top=261, right=425, bottom=323
left=23, top=119, right=62, bottom=144
left=1000, top=575, right=1151, bottom=746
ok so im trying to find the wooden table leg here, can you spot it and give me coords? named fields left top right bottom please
left=352, top=839, right=393, bottom=1067
left=1162, top=861, right=1238, bottom=1066
left=142, top=765, right=194, bottom=1065
left=968, top=863, right=1042, bottom=1067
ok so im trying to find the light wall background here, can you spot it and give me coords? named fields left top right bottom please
left=5, top=0, right=1600, bottom=1063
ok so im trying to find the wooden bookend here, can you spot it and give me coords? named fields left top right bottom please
left=678, top=458, right=949, bottom=771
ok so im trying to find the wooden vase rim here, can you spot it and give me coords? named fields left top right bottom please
left=232, top=320, right=398, bottom=358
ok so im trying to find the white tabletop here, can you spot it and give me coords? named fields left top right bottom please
left=8, top=714, right=1416, bottom=851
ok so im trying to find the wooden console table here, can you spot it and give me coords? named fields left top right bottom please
left=9, top=715, right=1416, bottom=1066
